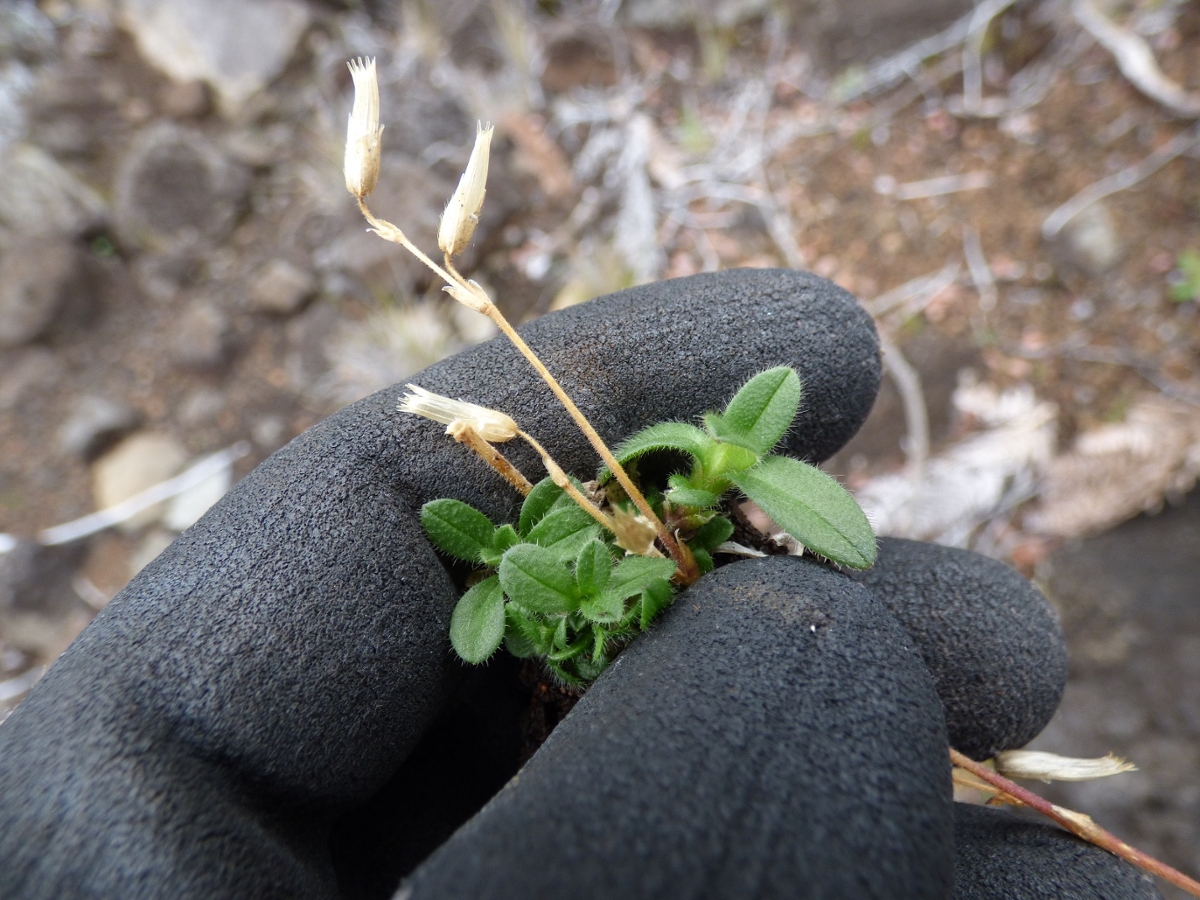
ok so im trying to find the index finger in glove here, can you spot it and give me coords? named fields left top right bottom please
left=0, top=268, right=880, bottom=899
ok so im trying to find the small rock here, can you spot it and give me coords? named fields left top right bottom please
left=113, top=123, right=249, bottom=251
left=56, top=395, right=141, bottom=460
left=0, top=538, right=87, bottom=655
left=132, top=252, right=203, bottom=303
left=0, top=348, right=63, bottom=410
left=157, top=79, right=211, bottom=119
left=91, top=432, right=188, bottom=532
left=249, top=259, right=316, bottom=315
left=0, top=236, right=96, bottom=348
left=1054, top=201, right=1124, bottom=276
left=172, top=301, right=231, bottom=368
left=118, top=0, right=311, bottom=112
left=177, top=387, right=224, bottom=426
left=163, top=463, right=232, bottom=531
left=0, top=145, right=106, bottom=237
left=251, top=415, right=287, bottom=451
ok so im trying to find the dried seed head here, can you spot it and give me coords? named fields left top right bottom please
left=398, top=384, right=518, bottom=443
left=611, top=505, right=659, bottom=557
left=993, top=750, right=1137, bottom=783
left=344, top=57, right=383, bottom=199
left=443, top=280, right=492, bottom=314
left=438, top=122, right=493, bottom=257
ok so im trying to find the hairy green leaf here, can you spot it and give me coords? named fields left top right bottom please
left=601, top=556, right=678, bottom=608
left=527, top=505, right=596, bottom=553
left=449, top=576, right=505, bottom=663
left=730, top=455, right=876, bottom=569
left=639, top=578, right=675, bottom=629
left=666, top=474, right=721, bottom=509
left=504, top=605, right=553, bottom=657
left=707, top=367, right=801, bottom=455
left=421, top=499, right=496, bottom=564
left=601, top=422, right=711, bottom=480
left=518, top=476, right=564, bottom=536
left=691, top=515, right=734, bottom=550
left=480, top=523, right=520, bottom=566
left=575, top=539, right=612, bottom=597
left=580, top=588, right=625, bottom=624
left=499, top=543, right=578, bottom=614
left=548, top=637, right=589, bottom=662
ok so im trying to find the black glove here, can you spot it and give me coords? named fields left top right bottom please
left=0, top=269, right=1159, bottom=900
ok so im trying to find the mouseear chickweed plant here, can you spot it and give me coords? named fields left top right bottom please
left=345, top=58, right=1200, bottom=896
left=404, top=366, right=874, bottom=684
left=344, top=57, right=874, bottom=683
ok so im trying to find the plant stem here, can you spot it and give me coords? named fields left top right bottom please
left=518, top=430, right=614, bottom=533
left=440, top=258, right=697, bottom=582
left=358, top=199, right=461, bottom=289
left=356, top=199, right=696, bottom=581
left=949, top=748, right=1200, bottom=898
left=452, top=426, right=533, bottom=495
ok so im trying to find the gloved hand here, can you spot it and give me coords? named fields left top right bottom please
left=0, top=269, right=1160, bottom=900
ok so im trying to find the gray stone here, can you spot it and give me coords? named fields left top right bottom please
left=852, top=538, right=1068, bottom=758
left=406, top=558, right=954, bottom=900
left=953, top=803, right=1162, bottom=900
left=57, top=395, right=141, bottom=460
left=249, top=259, right=316, bottom=315
left=0, top=145, right=106, bottom=237
left=171, top=301, right=231, bottom=368
left=1053, top=201, right=1124, bottom=276
left=177, top=387, right=225, bottom=426
left=91, top=432, right=189, bottom=532
left=0, top=236, right=96, bottom=348
left=0, top=348, right=63, bottom=410
left=118, top=0, right=311, bottom=113
left=113, top=123, right=250, bottom=251
left=251, top=415, right=287, bottom=451
left=157, top=79, right=212, bottom=119
left=0, top=539, right=87, bottom=654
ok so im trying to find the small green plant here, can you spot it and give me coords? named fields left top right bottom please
left=410, top=367, right=875, bottom=683
left=607, top=366, right=876, bottom=571
left=1169, top=249, right=1200, bottom=303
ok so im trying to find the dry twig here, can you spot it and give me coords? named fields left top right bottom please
left=951, top=748, right=1200, bottom=898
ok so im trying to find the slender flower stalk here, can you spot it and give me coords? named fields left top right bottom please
left=344, top=63, right=696, bottom=580
left=452, top=425, right=533, bottom=496
left=517, top=429, right=616, bottom=535
left=950, top=748, right=1200, bottom=898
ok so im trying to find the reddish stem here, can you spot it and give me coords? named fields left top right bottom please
left=950, top=748, right=1200, bottom=898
